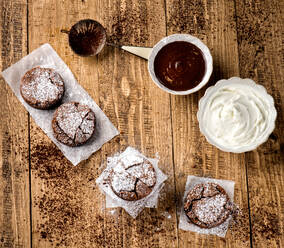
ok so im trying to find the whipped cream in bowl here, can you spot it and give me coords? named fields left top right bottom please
left=197, top=77, right=277, bottom=153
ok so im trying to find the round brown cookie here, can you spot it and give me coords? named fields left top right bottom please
left=20, top=67, right=65, bottom=109
left=52, top=102, right=96, bottom=146
left=110, top=156, right=157, bottom=201
left=184, top=182, right=233, bottom=228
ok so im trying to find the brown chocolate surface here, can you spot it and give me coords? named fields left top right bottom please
left=110, top=158, right=157, bottom=201
left=20, top=67, right=65, bottom=109
left=52, top=102, right=96, bottom=146
left=184, top=183, right=233, bottom=229
left=154, top=41, right=206, bottom=91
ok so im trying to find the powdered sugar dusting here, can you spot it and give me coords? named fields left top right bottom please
left=127, top=162, right=156, bottom=186
left=54, top=102, right=95, bottom=145
left=179, top=175, right=235, bottom=237
left=77, top=104, right=90, bottom=118
left=194, top=194, right=228, bottom=224
left=57, top=103, right=82, bottom=139
left=1, top=43, right=119, bottom=165
left=112, top=162, right=136, bottom=192
left=203, top=182, right=219, bottom=196
left=96, top=147, right=168, bottom=218
left=80, top=112, right=95, bottom=134
left=184, top=182, right=232, bottom=229
left=110, top=154, right=157, bottom=196
left=21, top=67, right=64, bottom=103
left=120, top=153, right=144, bottom=168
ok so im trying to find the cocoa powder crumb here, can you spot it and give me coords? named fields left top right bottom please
left=31, top=143, right=107, bottom=247
left=167, top=1, right=207, bottom=34
left=105, top=5, right=148, bottom=45
left=229, top=207, right=250, bottom=244
left=229, top=202, right=281, bottom=246
left=31, top=143, right=176, bottom=246
left=251, top=202, right=281, bottom=244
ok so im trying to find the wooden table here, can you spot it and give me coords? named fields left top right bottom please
left=0, top=0, right=283, bottom=247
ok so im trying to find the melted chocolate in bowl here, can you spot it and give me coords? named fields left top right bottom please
left=154, top=41, right=206, bottom=91
left=68, top=19, right=106, bottom=56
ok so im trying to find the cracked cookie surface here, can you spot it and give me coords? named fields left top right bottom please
left=184, top=183, right=233, bottom=228
left=110, top=155, right=157, bottom=201
left=20, top=67, right=65, bottom=109
left=52, top=102, right=96, bottom=146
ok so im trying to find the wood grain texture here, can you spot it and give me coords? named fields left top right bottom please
left=0, top=0, right=30, bottom=247
left=96, top=1, right=178, bottom=247
left=166, top=0, right=251, bottom=247
left=28, top=0, right=177, bottom=247
left=235, top=0, right=284, bottom=247
left=28, top=1, right=110, bottom=247
left=1, top=0, right=283, bottom=247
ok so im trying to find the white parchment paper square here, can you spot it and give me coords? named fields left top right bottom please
left=179, top=176, right=235, bottom=237
left=96, top=147, right=168, bottom=218
left=1, top=43, right=119, bottom=165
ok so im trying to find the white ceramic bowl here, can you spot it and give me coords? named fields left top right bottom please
left=148, top=34, right=213, bottom=95
left=197, top=77, right=277, bottom=153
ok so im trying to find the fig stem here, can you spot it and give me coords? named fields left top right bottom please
left=61, top=29, right=70, bottom=34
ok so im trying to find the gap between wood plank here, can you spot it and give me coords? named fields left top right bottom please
left=245, top=154, right=253, bottom=248
left=233, top=1, right=253, bottom=247
left=163, top=0, right=180, bottom=247
left=26, top=0, right=32, bottom=247
left=169, top=95, right=180, bottom=248
left=28, top=114, right=32, bottom=248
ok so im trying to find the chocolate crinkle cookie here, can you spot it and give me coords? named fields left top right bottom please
left=20, top=67, right=65, bottom=109
left=184, top=183, right=233, bottom=229
left=110, top=155, right=157, bottom=201
left=52, top=102, right=96, bottom=146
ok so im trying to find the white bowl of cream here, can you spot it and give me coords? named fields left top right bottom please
left=197, top=77, right=277, bottom=153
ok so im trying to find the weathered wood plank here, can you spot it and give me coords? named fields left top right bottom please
left=166, top=0, right=251, bottom=247
left=235, top=0, right=284, bottom=247
left=28, top=0, right=177, bottom=247
left=0, top=0, right=30, bottom=247
left=96, top=1, right=178, bottom=247
left=28, top=1, right=111, bottom=246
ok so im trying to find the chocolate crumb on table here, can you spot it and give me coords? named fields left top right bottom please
left=167, top=0, right=207, bottom=35
left=251, top=199, right=281, bottom=246
left=105, top=6, right=149, bottom=45
left=229, top=207, right=250, bottom=244
left=31, top=143, right=108, bottom=247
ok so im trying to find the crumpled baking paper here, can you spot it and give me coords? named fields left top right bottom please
left=179, top=175, right=235, bottom=237
left=1, top=43, right=119, bottom=165
left=96, top=147, right=168, bottom=218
